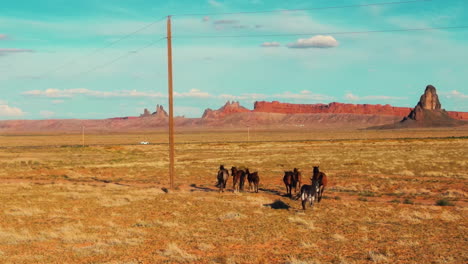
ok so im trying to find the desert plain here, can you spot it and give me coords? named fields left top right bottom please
left=0, top=127, right=466, bottom=263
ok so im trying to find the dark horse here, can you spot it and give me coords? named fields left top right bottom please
left=245, top=168, right=260, bottom=193
left=312, top=166, right=328, bottom=202
left=231, top=167, right=245, bottom=193
left=296, top=180, right=320, bottom=210
left=283, top=171, right=296, bottom=197
left=293, top=168, right=302, bottom=193
left=217, top=165, right=229, bottom=192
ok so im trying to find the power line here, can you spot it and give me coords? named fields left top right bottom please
left=31, top=16, right=167, bottom=80
left=66, top=37, right=167, bottom=80
left=172, top=26, right=468, bottom=39
left=172, top=0, right=431, bottom=17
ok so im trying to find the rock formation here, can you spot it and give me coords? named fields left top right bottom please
left=202, top=101, right=250, bottom=119
left=374, top=85, right=466, bottom=129
left=140, top=108, right=151, bottom=117
left=254, top=101, right=413, bottom=116
left=140, top=105, right=168, bottom=119
left=406, top=85, right=441, bottom=121
left=152, top=105, right=169, bottom=119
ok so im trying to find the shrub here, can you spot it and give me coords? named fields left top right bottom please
left=403, top=198, right=413, bottom=205
left=435, top=198, right=454, bottom=206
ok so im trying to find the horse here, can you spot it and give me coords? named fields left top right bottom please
left=283, top=171, right=296, bottom=197
left=231, top=167, right=245, bottom=193
left=295, top=180, right=320, bottom=210
left=293, top=168, right=302, bottom=192
left=217, top=165, right=229, bottom=192
left=245, top=168, right=260, bottom=193
left=239, top=169, right=247, bottom=192
left=312, top=166, right=328, bottom=202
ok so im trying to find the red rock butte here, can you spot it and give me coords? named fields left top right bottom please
left=253, top=101, right=414, bottom=116
left=202, top=100, right=467, bottom=120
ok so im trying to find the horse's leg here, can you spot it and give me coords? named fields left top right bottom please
left=319, top=186, right=325, bottom=202
left=317, top=186, right=323, bottom=202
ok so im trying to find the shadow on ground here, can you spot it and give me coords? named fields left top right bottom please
left=263, top=199, right=291, bottom=210
left=190, top=183, right=219, bottom=192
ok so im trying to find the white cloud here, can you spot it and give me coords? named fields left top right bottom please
left=174, top=89, right=213, bottom=98
left=52, top=100, right=65, bottom=104
left=445, top=90, right=468, bottom=99
left=274, top=90, right=333, bottom=101
left=261, top=42, right=281, bottom=47
left=345, top=93, right=406, bottom=101
left=0, top=34, right=7, bottom=40
left=213, top=19, right=238, bottom=25
left=0, top=104, right=24, bottom=117
left=288, top=35, right=339, bottom=49
left=219, top=93, right=268, bottom=101
left=202, top=16, right=210, bottom=22
left=345, top=93, right=359, bottom=101
left=208, top=0, right=222, bottom=7
left=22, top=88, right=165, bottom=98
left=0, top=48, right=34, bottom=55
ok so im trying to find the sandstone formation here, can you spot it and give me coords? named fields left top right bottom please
left=202, top=101, right=250, bottom=119
left=140, top=108, right=151, bottom=117
left=254, top=101, right=413, bottom=116
left=152, top=105, right=169, bottom=119
left=139, top=105, right=168, bottom=119
left=374, top=85, right=466, bottom=129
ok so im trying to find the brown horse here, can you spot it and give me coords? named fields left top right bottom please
left=293, top=168, right=302, bottom=192
left=283, top=171, right=295, bottom=197
left=217, top=165, right=229, bottom=192
left=245, top=168, right=260, bottom=193
left=231, top=167, right=245, bottom=193
left=312, top=166, right=328, bottom=202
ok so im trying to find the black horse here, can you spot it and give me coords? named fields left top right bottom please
left=296, top=180, right=320, bottom=210
left=217, top=165, right=229, bottom=192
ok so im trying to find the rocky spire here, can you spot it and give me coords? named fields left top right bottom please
left=407, top=85, right=442, bottom=121
left=140, top=108, right=151, bottom=117
left=153, top=104, right=169, bottom=118
left=419, top=85, right=441, bottom=110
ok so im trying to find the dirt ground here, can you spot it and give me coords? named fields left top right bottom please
left=0, top=129, right=466, bottom=263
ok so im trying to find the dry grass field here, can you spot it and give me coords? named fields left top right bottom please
left=0, top=128, right=466, bottom=263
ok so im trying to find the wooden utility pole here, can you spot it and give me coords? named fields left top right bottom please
left=167, top=16, right=175, bottom=189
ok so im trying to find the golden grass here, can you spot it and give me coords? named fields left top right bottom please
left=0, top=129, right=466, bottom=263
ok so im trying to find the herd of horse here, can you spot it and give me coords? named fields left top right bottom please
left=216, top=165, right=328, bottom=210
left=217, top=165, right=260, bottom=193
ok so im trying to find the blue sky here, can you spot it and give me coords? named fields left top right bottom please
left=1, top=0, right=467, bottom=119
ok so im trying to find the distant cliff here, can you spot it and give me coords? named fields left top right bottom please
left=252, top=101, right=467, bottom=120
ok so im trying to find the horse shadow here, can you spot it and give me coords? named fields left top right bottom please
left=189, top=183, right=219, bottom=193
left=263, top=199, right=291, bottom=210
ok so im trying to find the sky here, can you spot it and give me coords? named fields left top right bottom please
left=1, top=0, right=467, bottom=119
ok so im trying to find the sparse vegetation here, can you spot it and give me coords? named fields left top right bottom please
left=0, top=129, right=466, bottom=263
left=436, top=198, right=454, bottom=206
left=403, top=198, right=414, bottom=204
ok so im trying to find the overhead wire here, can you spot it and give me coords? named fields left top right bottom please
left=172, top=26, right=468, bottom=39
left=171, top=0, right=432, bottom=17
left=66, top=37, right=166, bottom=80
left=35, top=16, right=167, bottom=79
